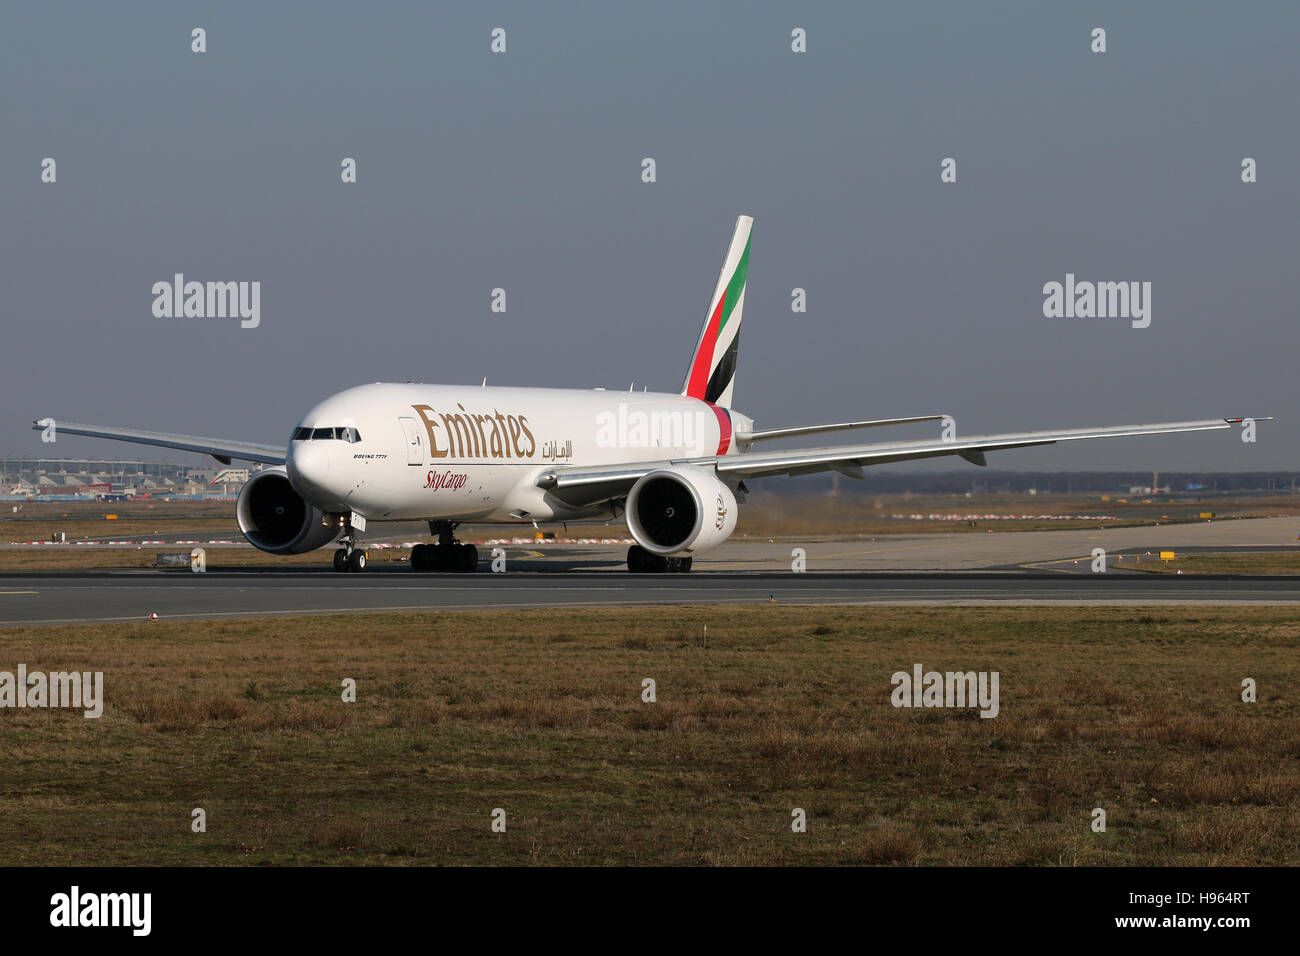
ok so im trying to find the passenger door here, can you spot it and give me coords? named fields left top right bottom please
left=398, top=417, right=424, bottom=465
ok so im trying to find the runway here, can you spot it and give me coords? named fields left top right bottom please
left=2, top=568, right=1300, bottom=626
left=3, top=517, right=1299, bottom=626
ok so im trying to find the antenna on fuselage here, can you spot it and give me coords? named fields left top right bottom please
left=481, top=377, right=487, bottom=387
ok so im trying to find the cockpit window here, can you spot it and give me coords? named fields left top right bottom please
left=293, top=426, right=361, bottom=442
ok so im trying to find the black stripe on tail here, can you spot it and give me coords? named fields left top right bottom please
left=704, top=330, right=740, bottom=405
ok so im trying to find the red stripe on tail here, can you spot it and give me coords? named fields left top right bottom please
left=709, top=403, right=732, bottom=456
left=686, top=293, right=725, bottom=399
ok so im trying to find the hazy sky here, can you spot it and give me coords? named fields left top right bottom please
left=2, top=1, right=1295, bottom=473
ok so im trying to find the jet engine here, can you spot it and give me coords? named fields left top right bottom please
left=236, top=467, right=339, bottom=554
left=625, top=464, right=738, bottom=556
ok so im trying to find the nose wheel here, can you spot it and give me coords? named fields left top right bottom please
left=333, top=546, right=367, bottom=572
left=333, top=517, right=367, bottom=572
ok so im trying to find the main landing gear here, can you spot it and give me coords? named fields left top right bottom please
left=627, top=544, right=692, bottom=573
left=333, top=519, right=367, bottom=572
left=410, top=521, right=479, bottom=573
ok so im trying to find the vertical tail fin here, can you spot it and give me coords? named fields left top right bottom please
left=681, top=215, right=752, bottom=409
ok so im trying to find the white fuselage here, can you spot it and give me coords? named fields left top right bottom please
left=284, top=383, right=752, bottom=523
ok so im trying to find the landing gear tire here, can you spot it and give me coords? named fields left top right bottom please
left=411, top=541, right=477, bottom=572
left=628, top=544, right=683, bottom=573
left=459, top=544, right=479, bottom=572
left=334, top=514, right=367, bottom=573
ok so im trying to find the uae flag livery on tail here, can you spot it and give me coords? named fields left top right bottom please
left=681, top=215, right=752, bottom=409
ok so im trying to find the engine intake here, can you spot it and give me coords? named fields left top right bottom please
left=625, top=465, right=738, bottom=556
left=236, top=467, right=339, bottom=555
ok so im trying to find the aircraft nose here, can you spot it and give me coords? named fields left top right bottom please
left=288, top=442, right=331, bottom=496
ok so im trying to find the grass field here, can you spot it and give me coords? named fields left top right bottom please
left=0, top=547, right=361, bottom=572
left=1130, top=552, right=1300, bottom=575
left=0, top=500, right=233, bottom=541
left=0, top=605, right=1295, bottom=865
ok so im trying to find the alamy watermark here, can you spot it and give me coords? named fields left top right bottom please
left=1042, top=274, right=1151, bottom=328
left=50, top=886, right=150, bottom=936
left=596, top=404, right=712, bottom=449
left=890, top=663, right=999, bottom=718
left=152, top=274, right=260, bottom=328
left=0, top=665, right=103, bottom=718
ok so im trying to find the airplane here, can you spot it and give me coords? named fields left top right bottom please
left=34, top=215, right=1265, bottom=573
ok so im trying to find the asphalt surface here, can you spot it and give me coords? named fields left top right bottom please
left=3, top=517, right=1298, bottom=626
left=2, top=568, right=1299, bottom=626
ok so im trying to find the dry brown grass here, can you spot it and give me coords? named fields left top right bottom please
left=1131, top=552, right=1300, bottom=575
left=0, top=605, right=1295, bottom=865
left=0, top=499, right=233, bottom=540
left=0, top=547, right=397, bottom=571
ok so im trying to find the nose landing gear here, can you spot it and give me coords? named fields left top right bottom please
left=332, top=517, right=367, bottom=572
left=410, top=521, right=479, bottom=573
left=334, top=548, right=367, bottom=572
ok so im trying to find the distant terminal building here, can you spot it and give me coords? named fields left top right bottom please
left=0, top=457, right=256, bottom=499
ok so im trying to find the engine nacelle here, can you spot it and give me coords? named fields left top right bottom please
left=625, top=464, right=738, bottom=556
left=236, top=467, right=339, bottom=555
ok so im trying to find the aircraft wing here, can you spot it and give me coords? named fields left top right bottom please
left=538, top=418, right=1259, bottom=507
left=710, top=418, right=1250, bottom=479
left=31, top=420, right=286, bottom=465
left=736, top=414, right=950, bottom=443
